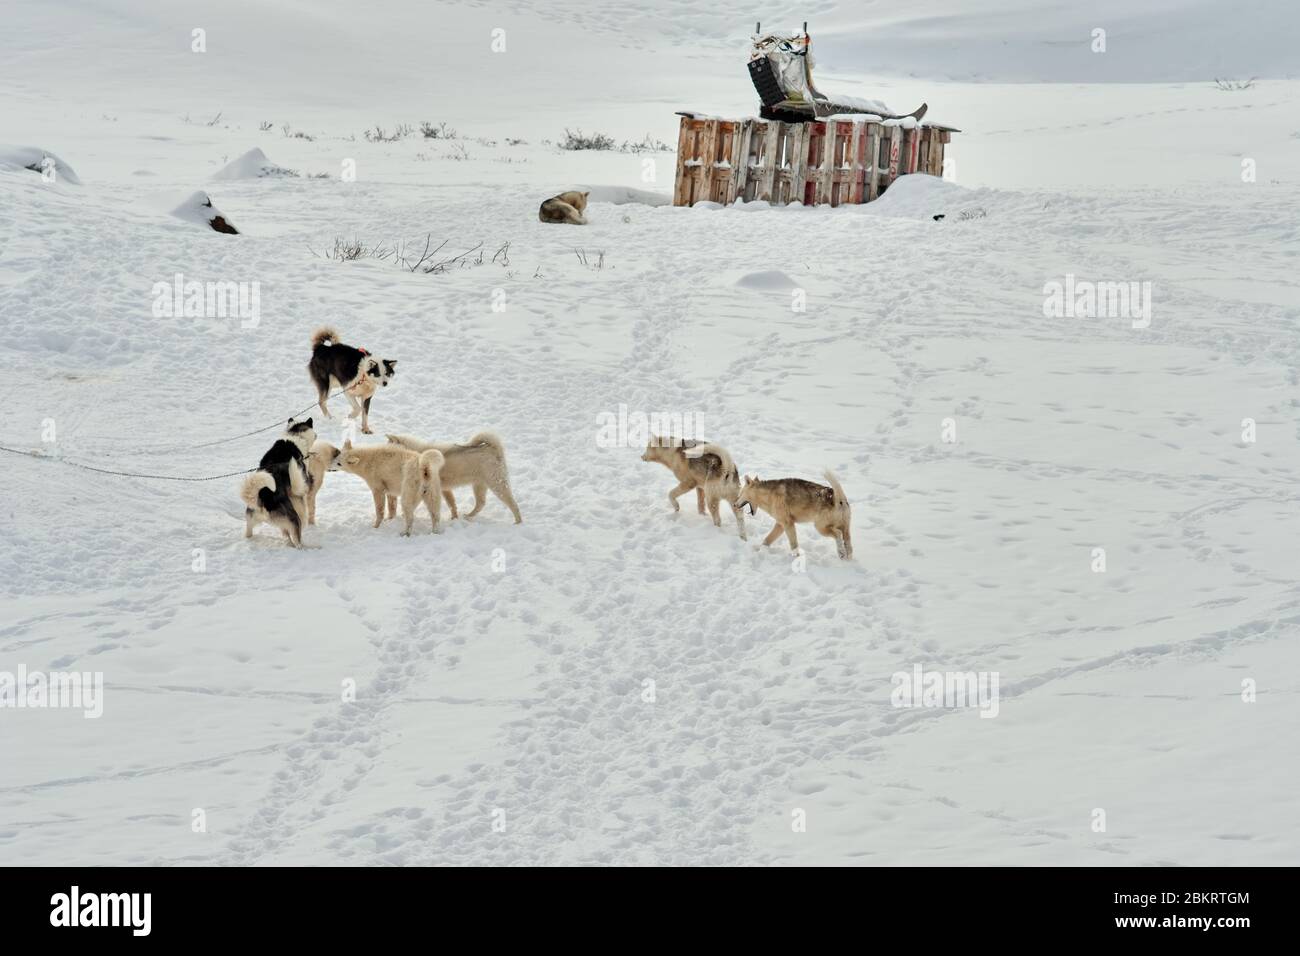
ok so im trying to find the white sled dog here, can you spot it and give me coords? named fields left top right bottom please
left=322, top=441, right=445, bottom=536
left=385, top=431, right=522, bottom=524
left=303, top=440, right=338, bottom=525
left=735, top=470, right=853, bottom=559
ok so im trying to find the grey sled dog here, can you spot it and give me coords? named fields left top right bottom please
left=538, top=190, right=589, bottom=225
left=385, top=431, right=522, bottom=523
left=640, top=437, right=746, bottom=540
left=735, top=471, right=853, bottom=559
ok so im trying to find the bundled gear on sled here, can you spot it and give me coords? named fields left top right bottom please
left=747, top=24, right=928, bottom=124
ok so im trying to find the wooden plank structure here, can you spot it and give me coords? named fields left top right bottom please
left=673, top=113, right=956, bottom=208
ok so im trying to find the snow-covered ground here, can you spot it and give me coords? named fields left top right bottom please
left=1, top=0, right=1297, bottom=866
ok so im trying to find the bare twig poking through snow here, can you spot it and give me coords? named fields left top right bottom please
left=396, top=234, right=444, bottom=272
left=422, top=241, right=484, bottom=274
left=308, top=237, right=394, bottom=262
left=1213, top=77, right=1257, bottom=90
left=206, top=111, right=223, bottom=127
left=619, top=133, right=673, bottom=153
left=322, top=235, right=512, bottom=275
left=258, top=120, right=273, bottom=131
left=557, top=129, right=671, bottom=152
left=573, top=248, right=606, bottom=270
left=420, top=121, right=459, bottom=140
left=397, top=237, right=510, bottom=274
left=364, top=124, right=415, bottom=143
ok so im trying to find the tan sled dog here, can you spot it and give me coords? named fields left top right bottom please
left=324, top=441, right=445, bottom=535
left=538, top=190, right=589, bottom=225
left=385, top=431, right=522, bottom=524
left=303, top=440, right=338, bottom=525
left=735, top=471, right=852, bottom=559
left=640, top=437, right=747, bottom=540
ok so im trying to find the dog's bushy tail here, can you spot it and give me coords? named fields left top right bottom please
left=684, top=442, right=735, bottom=479
left=466, top=430, right=505, bottom=454
left=311, top=326, right=341, bottom=351
left=288, top=460, right=309, bottom=497
left=418, top=449, right=445, bottom=486
left=240, top=471, right=275, bottom=510
left=823, top=470, right=850, bottom=512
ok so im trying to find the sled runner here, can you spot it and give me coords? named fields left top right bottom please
left=748, top=25, right=928, bottom=123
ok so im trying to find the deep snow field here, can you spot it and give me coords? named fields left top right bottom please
left=1, top=0, right=1298, bottom=866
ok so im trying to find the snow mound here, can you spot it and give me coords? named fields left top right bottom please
left=863, top=174, right=972, bottom=220
left=213, top=147, right=297, bottom=181
left=170, top=191, right=240, bottom=234
left=735, top=269, right=798, bottom=291
left=0, top=144, right=81, bottom=185
left=583, top=185, right=672, bottom=206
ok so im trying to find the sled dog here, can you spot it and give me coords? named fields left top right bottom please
left=240, top=418, right=317, bottom=547
left=735, top=471, right=852, bottom=559
left=307, top=326, right=397, bottom=434
left=303, top=439, right=338, bottom=525
left=640, top=436, right=746, bottom=540
left=385, top=431, right=522, bottom=524
left=325, top=440, right=444, bottom=535
left=538, top=190, right=589, bottom=225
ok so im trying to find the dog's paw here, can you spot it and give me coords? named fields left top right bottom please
left=361, top=427, right=374, bottom=434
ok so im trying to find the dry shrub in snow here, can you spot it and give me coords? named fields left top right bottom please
left=559, top=128, right=616, bottom=151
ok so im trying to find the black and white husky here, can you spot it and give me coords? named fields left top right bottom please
left=240, top=418, right=317, bottom=547
left=307, top=326, right=397, bottom=434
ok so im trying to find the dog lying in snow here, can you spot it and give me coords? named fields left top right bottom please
left=306, top=326, right=397, bottom=434
left=385, top=431, right=522, bottom=524
left=240, top=418, right=316, bottom=547
left=735, top=471, right=853, bottom=559
left=319, top=440, right=444, bottom=536
left=538, top=190, right=589, bottom=225
left=640, top=436, right=746, bottom=540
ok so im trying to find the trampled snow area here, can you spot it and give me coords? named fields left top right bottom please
left=1, top=0, right=1297, bottom=866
